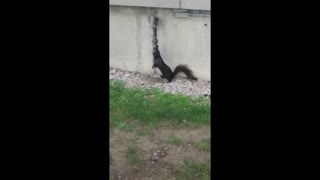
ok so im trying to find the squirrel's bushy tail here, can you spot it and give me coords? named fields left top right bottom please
left=173, top=64, right=198, bottom=80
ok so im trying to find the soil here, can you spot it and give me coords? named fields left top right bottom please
left=110, top=126, right=210, bottom=180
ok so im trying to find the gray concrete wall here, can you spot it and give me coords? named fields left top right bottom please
left=110, top=6, right=211, bottom=81
left=110, top=0, right=210, bottom=10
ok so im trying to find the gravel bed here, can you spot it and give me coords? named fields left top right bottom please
left=110, top=67, right=211, bottom=98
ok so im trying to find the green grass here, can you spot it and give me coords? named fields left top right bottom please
left=167, top=134, right=183, bottom=146
left=177, top=160, right=210, bottom=180
left=125, top=145, right=142, bottom=172
left=195, top=138, right=211, bottom=152
left=110, top=80, right=210, bottom=127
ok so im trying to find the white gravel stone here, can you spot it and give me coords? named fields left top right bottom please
left=109, top=67, right=211, bottom=98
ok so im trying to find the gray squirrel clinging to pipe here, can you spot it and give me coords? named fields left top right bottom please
left=149, top=15, right=197, bottom=83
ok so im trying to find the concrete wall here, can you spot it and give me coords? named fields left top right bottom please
left=110, top=0, right=210, bottom=10
left=110, top=6, right=211, bottom=81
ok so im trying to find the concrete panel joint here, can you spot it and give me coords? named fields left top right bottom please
left=173, top=9, right=210, bottom=17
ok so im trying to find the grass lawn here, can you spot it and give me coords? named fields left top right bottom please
left=109, top=80, right=211, bottom=128
left=109, top=79, right=211, bottom=179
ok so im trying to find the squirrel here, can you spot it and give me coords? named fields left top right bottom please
left=152, top=49, right=198, bottom=82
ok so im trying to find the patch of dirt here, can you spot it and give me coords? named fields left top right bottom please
left=110, top=126, right=210, bottom=180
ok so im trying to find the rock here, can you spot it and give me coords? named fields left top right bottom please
left=109, top=67, right=211, bottom=98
